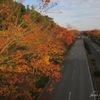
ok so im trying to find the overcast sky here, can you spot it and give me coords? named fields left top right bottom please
left=23, top=0, right=100, bottom=31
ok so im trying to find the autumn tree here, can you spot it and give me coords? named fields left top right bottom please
left=0, top=0, right=77, bottom=99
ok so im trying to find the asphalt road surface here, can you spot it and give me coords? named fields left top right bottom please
left=84, top=38, right=100, bottom=70
left=52, top=39, right=95, bottom=100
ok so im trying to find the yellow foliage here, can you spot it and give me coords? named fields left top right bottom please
left=44, top=55, right=50, bottom=65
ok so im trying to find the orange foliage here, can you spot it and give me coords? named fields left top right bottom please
left=51, top=25, right=76, bottom=46
left=42, top=0, right=50, bottom=3
left=0, top=0, right=77, bottom=99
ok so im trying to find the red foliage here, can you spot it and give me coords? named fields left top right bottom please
left=0, top=1, right=78, bottom=99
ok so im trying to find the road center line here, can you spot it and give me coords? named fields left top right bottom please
left=96, top=49, right=99, bottom=52
left=73, top=70, right=75, bottom=74
left=68, top=91, right=71, bottom=100
left=75, top=61, right=76, bottom=66
left=72, top=70, right=75, bottom=79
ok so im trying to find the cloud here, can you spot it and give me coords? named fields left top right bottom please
left=58, top=0, right=100, bottom=7
left=66, top=0, right=98, bottom=3
left=23, top=0, right=100, bottom=30
left=71, top=20, right=81, bottom=23
left=85, top=15, right=100, bottom=20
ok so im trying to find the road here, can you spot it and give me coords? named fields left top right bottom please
left=52, top=39, right=95, bottom=100
left=84, top=38, right=100, bottom=70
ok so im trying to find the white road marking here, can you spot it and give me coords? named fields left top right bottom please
left=90, top=91, right=97, bottom=98
left=91, top=43, right=100, bottom=54
left=97, top=49, right=99, bottom=52
left=85, top=52, right=96, bottom=100
left=75, top=61, right=76, bottom=66
left=68, top=91, right=71, bottom=100
left=72, top=70, right=75, bottom=79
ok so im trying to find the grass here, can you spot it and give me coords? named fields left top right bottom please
left=94, top=70, right=100, bottom=77
left=84, top=41, right=92, bottom=54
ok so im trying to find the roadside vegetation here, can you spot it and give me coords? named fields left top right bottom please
left=88, top=30, right=100, bottom=41
left=0, top=0, right=79, bottom=99
left=84, top=40, right=100, bottom=96
left=83, top=29, right=100, bottom=46
left=83, top=30, right=100, bottom=77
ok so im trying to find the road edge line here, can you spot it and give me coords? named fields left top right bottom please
left=83, top=39, right=96, bottom=100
